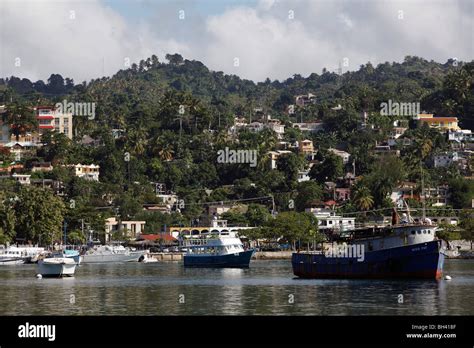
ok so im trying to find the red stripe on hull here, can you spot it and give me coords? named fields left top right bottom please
left=293, top=270, right=442, bottom=280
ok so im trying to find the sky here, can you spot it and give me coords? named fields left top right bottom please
left=0, top=0, right=473, bottom=83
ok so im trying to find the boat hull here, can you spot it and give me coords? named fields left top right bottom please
left=292, top=240, right=444, bottom=280
left=184, top=249, right=254, bottom=268
left=82, top=250, right=146, bottom=263
left=0, top=258, right=26, bottom=265
left=37, top=259, right=76, bottom=277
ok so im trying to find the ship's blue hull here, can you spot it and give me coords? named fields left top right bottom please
left=292, top=240, right=444, bottom=279
left=184, top=249, right=255, bottom=268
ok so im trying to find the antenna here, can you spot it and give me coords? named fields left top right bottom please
left=421, top=161, right=426, bottom=221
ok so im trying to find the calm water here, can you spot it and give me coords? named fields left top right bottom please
left=0, top=259, right=473, bottom=315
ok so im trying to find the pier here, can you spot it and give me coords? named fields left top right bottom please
left=149, top=253, right=183, bottom=261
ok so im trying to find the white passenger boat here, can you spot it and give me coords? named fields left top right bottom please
left=37, top=257, right=76, bottom=277
left=81, top=245, right=147, bottom=263
left=0, top=246, right=44, bottom=265
left=179, top=220, right=255, bottom=268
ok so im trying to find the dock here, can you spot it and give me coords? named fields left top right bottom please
left=149, top=253, right=183, bottom=261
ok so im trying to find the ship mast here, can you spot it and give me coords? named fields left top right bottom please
left=421, top=161, right=426, bottom=222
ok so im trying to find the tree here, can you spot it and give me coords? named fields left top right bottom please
left=363, top=155, right=406, bottom=207
left=165, top=53, right=184, bottom=66
left=67, top=230, right=86, bottom=245
left=266, top=211, right=322, bottom=250
left=14, top=186, right=66, bottom=245
left=352, top=185, right=374, bottom=212
left=460, top=211, right=474, bottom=249
left=39, top=130, right=72, bottom=164
left=0, top=192, right=17, bottom=244
left=275, top=153, right=304, bottom=188
left=2, top=101, right=36, bottom=141
left=436, top=223, right=461, bottom=241
left=220, top=211, right=248, bottom=226
left=245, top=204, right=271, bottom=226
left=309, top=152, right=343, bottom=183
left=116, top=192, right=143, bottom=220
left=295, top=181, right=323, bottom=211
left=448, top=178, right=474, bottom=209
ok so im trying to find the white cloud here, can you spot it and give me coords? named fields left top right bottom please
left=0, top=0, right=472, bottom=83
left=202, top=0, right=473, bottom=80
left=0, top=0, right=189, bottom=82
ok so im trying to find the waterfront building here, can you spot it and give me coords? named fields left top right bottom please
left=305, top=207, right=355, bottom=232
left=105, top=217, right=146, bottom=242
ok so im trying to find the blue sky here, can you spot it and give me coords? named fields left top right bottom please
left=104, top=0, right=258, bottom=20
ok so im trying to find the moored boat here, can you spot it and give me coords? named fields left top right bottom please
left=81, top=245, right=147, bottom=263
left=0, top=246, right=44, bottom=265
left=37, top=257, right=76, bottom=277
left=292, top=211, right=446, bottom=280
left=180, top=220, right=255, bottom=268
left=52, top=249, right=82, bottom=265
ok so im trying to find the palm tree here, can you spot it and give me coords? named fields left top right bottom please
left=158, top=144, right=174, bottom=161
left=126, top=126, right=148, bottom=156
left=353, top=186, right=374, bottom=212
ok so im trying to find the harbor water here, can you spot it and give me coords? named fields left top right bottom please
left=0, top=259, right=473, bottom=315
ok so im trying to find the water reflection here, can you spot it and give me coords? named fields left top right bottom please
left=0, top=260, right=472, bottom=315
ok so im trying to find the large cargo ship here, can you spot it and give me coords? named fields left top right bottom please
left=292, top=211, right=446, bottom=279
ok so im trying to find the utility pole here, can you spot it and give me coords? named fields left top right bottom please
left=63, top=220, right=67, bottom=246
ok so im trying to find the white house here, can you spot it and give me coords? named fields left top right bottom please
left=328, top=148, right=351, bottom=164
left=448, top=129, right=473, bottom=142
left=297, top=170, right=310, bottom=182
left=71, top=164, right=100, bottom=181
left=434, top=152, right=459, bottom=168
left=305, top=208, right=355, bottom=232
left=10, top=173, right=31, bottom=185
left=292, top=122, right=324, bottom=133
left=266, top=120, right=285, bottom=138
left=105, top=217, right=146, bottom=242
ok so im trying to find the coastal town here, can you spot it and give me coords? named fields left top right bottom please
left=1, top=0, right=474, bottom=345
left=0, top=56, right=473, bottom=264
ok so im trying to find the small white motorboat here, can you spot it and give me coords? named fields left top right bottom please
left=37, top=257, right=76, bottom=277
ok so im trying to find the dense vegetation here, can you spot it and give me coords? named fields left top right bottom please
left=0, top=54, right=473, bottom=245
